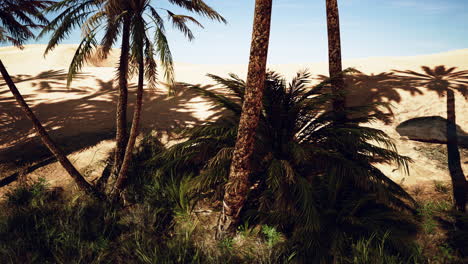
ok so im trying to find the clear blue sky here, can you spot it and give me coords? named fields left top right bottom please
left=22, top=0, right=468, bottom=64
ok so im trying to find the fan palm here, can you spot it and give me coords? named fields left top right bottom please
left=218, top=0, right=273, bottom=237
left=153, top=71, right=419, bottom=261
left=41, top=0, right=225, bottom=193
left=395, top=65, right=468, bottom=212
left=326, top=0, right=346, bottom=121
left=0, top=0, right=103, bottom=198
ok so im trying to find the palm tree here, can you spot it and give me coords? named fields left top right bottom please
left=326, top=0, right=346, bottom=121
left=395, top=66, right=468, bottom=212
left=217, top=0, right=273, bottom=237
left=153, top=71, right=418, bottom=261
left=0, top=0, right=104, bottom=198
left=42, top=0, right=225, bottom=192
left=39, top=0, right=131, bottom=179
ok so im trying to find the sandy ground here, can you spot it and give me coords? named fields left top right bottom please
left=0, top=44, right=467, bottom=197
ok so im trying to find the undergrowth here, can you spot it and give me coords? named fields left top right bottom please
left=1, top=154, right=467, bottom=263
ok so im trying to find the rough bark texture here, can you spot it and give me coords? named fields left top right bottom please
left=446, top=89, right=467, bottom=212
left=326, top=0, right=346, bottom=120
left=113, top=16, right=131, bottom=177
left=114, top=47, right=144, bottom=194
left=217, top=0, right=273, bottom=237
left=0, top=59, right=101, bottom=198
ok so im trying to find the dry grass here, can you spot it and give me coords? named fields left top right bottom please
left=408, top=181, right=465, bottom=263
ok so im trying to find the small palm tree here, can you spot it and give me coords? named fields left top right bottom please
left=395, top=66, right=468, bottom=212
left=41, top=0, right=225, bottom=194
left=154, top=71, right=418, bottom=261
left=0, top=0, right=102, bottom=197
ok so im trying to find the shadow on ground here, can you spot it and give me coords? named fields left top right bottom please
left=1, top=66, right=467, bottom=188
left=0, top=71, right=202, bottom=185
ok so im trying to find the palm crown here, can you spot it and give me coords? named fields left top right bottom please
left=0, top=0, right=53, bottom=47
left=40, top=0, right=226, bottom=86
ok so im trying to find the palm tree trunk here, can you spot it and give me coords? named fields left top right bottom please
left=114, top=45, right=144, bottom=195
left=217, top=0, right=273, bottom=237
left=0, top=59, right=101, bottom=198
left=112, top=16, right=131, bottom=177
left=446, top=89, right=467, bottom=212
left=326, top=0, right=346, bottom=121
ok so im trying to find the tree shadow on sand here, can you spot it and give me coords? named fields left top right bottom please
left=394, top=66, right=468, bottom=212
left=1, top=67, right=467, bottom=192
left=318, top=69, right=423, bottom=124
left=0, top=73, right=202, bottom=186
left=0, top=70, right=90, bottom=95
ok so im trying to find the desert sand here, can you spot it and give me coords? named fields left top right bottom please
left=1, top=44, right=467, bottom=197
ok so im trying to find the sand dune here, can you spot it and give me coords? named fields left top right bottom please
left=0, top=44, right=467, bottom=195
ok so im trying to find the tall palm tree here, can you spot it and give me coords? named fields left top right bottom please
left=0, top=0, right=103, bottom=198
left=395, top=66, right=468, bottom=212
left=42, top=0, right=225, bottom=192
left=326, top=0, right=346, bottom=121
left=217, top=0, right=273, bottom=237
left=39, top=0, right=130, bottom=179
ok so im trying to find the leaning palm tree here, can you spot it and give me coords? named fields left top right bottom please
left=395, top=66, right=468, bottom=212
left=41, top=0, right=225, bottom=193
left=0, top=0, right=102, bottom=197
left=217, top=0, right=273, bottom=237
left=326, top=0, right=346, bottom=121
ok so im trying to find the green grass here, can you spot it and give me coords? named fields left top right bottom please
left=433, top=180, right=451, bottom=195
left=0, top=177, right=292, bottom=263
left=417, top=200, right=451, bottom=234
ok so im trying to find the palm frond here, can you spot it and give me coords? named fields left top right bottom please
left=166, top=0, right=226, bottom=23
left=166, top=11, right=203, bottom=41
left=154, top=27, right=174, bottom=86
left=67, top=30, right=97, bottom=87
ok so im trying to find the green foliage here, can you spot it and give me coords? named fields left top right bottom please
left=0, top=179, right=121, bottom=263
left=262, top=225, right=282, bottom=248
left=0, top=176, right=206, bottom=263
left=152, top=70, right=420, bottom=262
left=5, top=177, right=49, bottom=207
left=237, top=220, right=260, bottom=238
left=345, top=233, right=422, bottom=264
left=120, top=218, right=205, bottom=264
left=433, top=243, right=457, bottom=264
left=0, top=68, right=429, bottom=262
left=433, top=180, right=451, bottom=194
left=417, top=200, right=451, bottom=234
left=0, top=0, right=53, bottom=47
left=218, top=237, right=234, bottom=252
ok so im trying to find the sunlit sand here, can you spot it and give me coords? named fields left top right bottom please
left=1, top=44, right=467, bottom=195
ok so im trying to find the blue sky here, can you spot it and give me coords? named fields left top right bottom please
left=20, top=0, right=468, bottom=64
